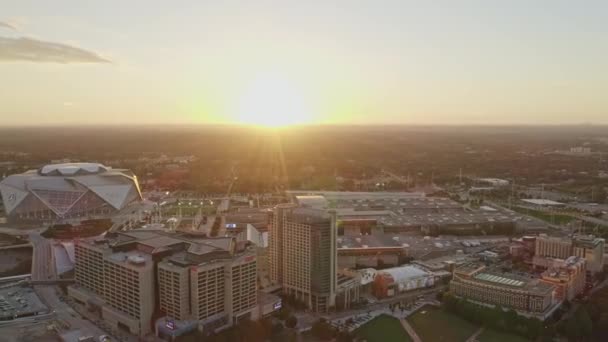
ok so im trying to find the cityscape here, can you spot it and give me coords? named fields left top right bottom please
left=1, top=128, right=608, bottom=342
left=2, top=1, right=608, bottom=342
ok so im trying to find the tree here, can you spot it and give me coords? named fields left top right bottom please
left=311, top=318, right=335, bottom=341
left=275, top=306, right=292, bottom=321
left=576, top=307, right=593, bottom=337
left=592, top=185, right=607, bottom=203
left=336, top=330, right=354, bottom=342
left=285, top=315, right=298, bottom=329
left=564, top=315, right=580, bottom=341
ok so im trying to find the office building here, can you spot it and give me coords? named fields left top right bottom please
left=534, top=234, right=604, bottom=275
left=268, top=204, right=337, bottom=313
left=450, top=263, right=555, bottom=316
left=69, top=230, right=258, bottom=337
left=535, top=236, right=573, bottom=260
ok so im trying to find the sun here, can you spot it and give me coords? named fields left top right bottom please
left=235, top=73, right=312, bottom=127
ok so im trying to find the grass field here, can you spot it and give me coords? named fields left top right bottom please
left=512, top=206, right=575, bottom=225
left=355, top=314, right=412, bottom=342
left=477, top=328, right=530, bottom=342
left=407, top=305, right=478, bottom=342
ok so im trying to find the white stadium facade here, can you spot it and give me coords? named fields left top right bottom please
left=0, top=163, right=142, bottom=224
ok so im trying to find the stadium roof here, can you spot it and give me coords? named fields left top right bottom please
left=0, top=163, right=142, bottom=220
left=40, top=163, right=109, bottom=176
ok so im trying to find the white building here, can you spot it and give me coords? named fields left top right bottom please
left=0, top=163, right=142, bottom=224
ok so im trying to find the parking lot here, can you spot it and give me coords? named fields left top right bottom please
left=0, top=285, right=47, bottom=321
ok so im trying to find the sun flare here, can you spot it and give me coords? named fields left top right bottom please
left=235, top=73, right=312, bottom=127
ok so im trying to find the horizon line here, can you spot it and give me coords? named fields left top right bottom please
left=1, top=122, right=608, bottom=129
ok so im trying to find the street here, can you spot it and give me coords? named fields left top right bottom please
left=26, top=233, right=111, bottom=338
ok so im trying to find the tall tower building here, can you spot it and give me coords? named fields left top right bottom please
left=268, top=204, right=337, bottom=313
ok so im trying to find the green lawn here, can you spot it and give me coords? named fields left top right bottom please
left=477, top=328, right=530, bottom=342
left=407, top=305, right=478, bottom=342
left=355, top=314, right=412, bottom=342
left=512, top=206, right=575, bottom=225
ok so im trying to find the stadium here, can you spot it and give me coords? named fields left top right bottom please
left=0, top=163, right=142, bottom=224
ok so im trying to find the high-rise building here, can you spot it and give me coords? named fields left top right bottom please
left=157, top=241, right=258, bottom=336
left=268, top=204, right=337, bottom=313
left=69, top=230, right=258, bottom=337
left=72, top=238, right=156, bottom=336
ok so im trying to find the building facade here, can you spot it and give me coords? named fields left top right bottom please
left=540, top=256, right=586, bottom=302
left=372, top=265, right=434, bottom=298
left=72, top=242, right=155, bottom=335
left=534, top=235, right=604, bottom=275
left=535, top=236, right=572, bottom=260
left=450, top=263, right=555, bottom=315
left=268, top=204, right=337, bottom=313
left=572, top=235, right=605, bottom=274
left=69, top=230, right=258, bottom=337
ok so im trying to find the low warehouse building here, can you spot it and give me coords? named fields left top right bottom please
left=372, top=265, right=434, bottom=298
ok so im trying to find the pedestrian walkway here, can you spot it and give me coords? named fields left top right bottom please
left=466, top=327, right=485, bottom=342
left=400, top=319, right=422, bottom=342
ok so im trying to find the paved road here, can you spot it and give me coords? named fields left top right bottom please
left=29, top=234, right=53, bottom=281
left=27, top=233, right=110, bottom=338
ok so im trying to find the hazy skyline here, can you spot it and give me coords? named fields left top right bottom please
left=1, top=0, right=607, bottom=126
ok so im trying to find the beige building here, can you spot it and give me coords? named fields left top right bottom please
left=535, top=236, right=572, bottom=259
left=71, top=240, right=156, bottom=336
left=534, top=234, right=604, bottom=275
left=450, top=263, right=555, bottom=316
left=269, top=204, right=337, bottom=313
left=157, top=246, right=258, bottom=335
left=69, top=230, right=258, bottom=338
left=540, top=256, right=586, bottom=302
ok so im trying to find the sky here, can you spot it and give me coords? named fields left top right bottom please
left=1, top=0, right=607, bottom=126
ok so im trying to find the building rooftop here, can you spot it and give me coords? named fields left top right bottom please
left=573, top=234, right=605, bottom=248
left=521, top=199, right=565, bottom=206
left=0, top=285, right=47, bottom=320
left=337, top=234, right=406, bottom=250
left=456, top=263, right=555, bottom=295
left=378, top=265, right=429, bottom=283
left=289, top=191, right=518, bottom=228
left=81, top=230, right=237, bottom=266
left=39, top=162, right=110, bottom=176
left=474, top=273, right=525, bottom=287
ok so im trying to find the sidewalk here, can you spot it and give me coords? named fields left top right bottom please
left=466, top=327, right=485, bottom=342
left=400, top=319, right=422, bottom=342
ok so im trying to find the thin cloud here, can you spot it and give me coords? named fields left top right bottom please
left=0, top=36, right=110, bottom=63
left=0, top=21, right=16, bottom=31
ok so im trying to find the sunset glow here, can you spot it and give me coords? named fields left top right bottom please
left=234, top=73, right=313, bottom=127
